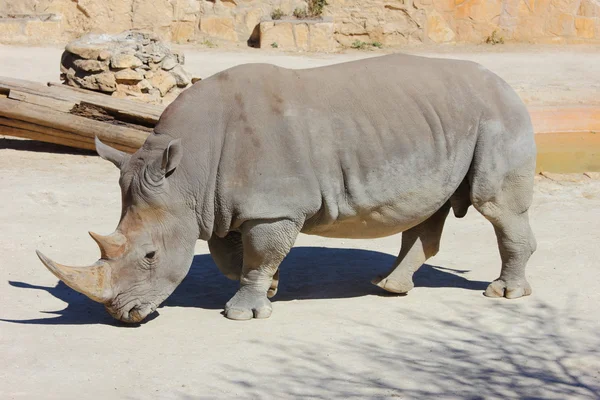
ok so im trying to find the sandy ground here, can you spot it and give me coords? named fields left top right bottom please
left=1, top=45, right=600, bottom=399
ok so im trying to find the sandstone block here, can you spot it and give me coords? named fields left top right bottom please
left=309, top=22, right=335, bottom=52
left=548, top=13, right=575, bottom=36
left=0, top=21, right=24, bottom=41
left=245, top=8, right=264, bottom=32
left=132, top=0, right=174, bottom=29
left=24, top=20, right=61, bottom=42
left=577, top=0, right=599, bottom=17
left=513, top=16, right=546, bottom=41
left=171, top=21, right=196, bottom=43
left=200, top=16, right=238, bottom=41
left=427, top=10, right=455, bottom=42
left=295, top=23, right=310, bottom=51
left=173, top=0, right=201, bottom=22
left=575, top=16, right=595, bottom=38
left=260, top=22, right=295, bottom=49
left=550, top=0, right=579, bottom=13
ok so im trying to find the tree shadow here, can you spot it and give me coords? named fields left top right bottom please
left=0, top=137, right=95, bottom=155
left=198, top=302, right=600, bottom=399
left=2, top=247, right=488, bottom=325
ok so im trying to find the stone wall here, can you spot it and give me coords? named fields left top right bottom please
left=1, top=0, right=599, bottom=48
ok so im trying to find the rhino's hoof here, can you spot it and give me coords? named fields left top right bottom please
left=484, top=279, right=532, bottom=299
left=267, top=286, right=278, bottom=298
left=372, top=275, right=414, bottom=294
left=224, top=288, right=272, bottom=320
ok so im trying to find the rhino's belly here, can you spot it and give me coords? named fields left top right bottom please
left=301, top=205, right=430, bottom=239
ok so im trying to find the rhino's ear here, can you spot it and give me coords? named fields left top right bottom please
left=95, top=137, right=128, bottom=169
left=161, top=139, right=183, bottom=176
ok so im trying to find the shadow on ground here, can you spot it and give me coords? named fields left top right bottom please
left=0, top=137, right=96, bottom=155
left=3, top=247, right=487, bottom=325
left=193, top=302, right=600, bottom=400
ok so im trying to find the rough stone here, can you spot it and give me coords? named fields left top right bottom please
left=161, top=56, right=178, bottom=71
left=199, top=16, right=238, bottom=41
left=73, top=59, right=108, bottom=72
left=149, top=69, right=177, bottom=96
left=95, top=72, right=117, bottom=92
left=115, top=69, right=144, bottom=84
left=98, top=50, right=112, bottom=61
left=60, top=30, right=193, bottom=103
left=111, top=53, right=143, bottom=69
left=170, top=65, right=192, bottom=87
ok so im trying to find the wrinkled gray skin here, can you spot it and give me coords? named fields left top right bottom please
left=40, top=54, right=537, bottom=322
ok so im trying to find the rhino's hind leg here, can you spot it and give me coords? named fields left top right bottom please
left=473, top=159, right=537, bottom=299
left=224, top=219, right=299, bottom=320
left=372, top=202, right=451, bottom=294
left=472, top=153, right=537, bottom=299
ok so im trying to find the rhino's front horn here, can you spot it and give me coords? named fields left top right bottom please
left=36, top=250, right=112, bottom=303
left=88, top=231, right=126, bottom=259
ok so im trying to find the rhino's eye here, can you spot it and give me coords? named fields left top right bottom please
left=145, top=251, right=156, bottom=259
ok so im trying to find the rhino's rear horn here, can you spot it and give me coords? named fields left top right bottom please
left=89, top=231, right=127, bottom=259
left=36, top=250, right=113, bottom=303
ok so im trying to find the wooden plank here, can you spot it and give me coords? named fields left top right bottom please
left=0, top=96, right=149, bottom=149
left=0, top=117, right=138, bottom=153
left=8, top=90, right=76, bottom=113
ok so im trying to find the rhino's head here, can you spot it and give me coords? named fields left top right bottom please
left=37, top=136, right=199, bottom=323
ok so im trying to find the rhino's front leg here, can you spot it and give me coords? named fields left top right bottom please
left=208, top=232, right=243, bottom=280
left=224, top=219, right=300, bottom=320
left=209, top=232, right=280, bottom=298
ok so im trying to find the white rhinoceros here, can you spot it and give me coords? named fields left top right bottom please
left=38, top=54, right=537, bottom=322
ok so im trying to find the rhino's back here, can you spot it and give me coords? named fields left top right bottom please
left=156, top=54, right=525, bottom=237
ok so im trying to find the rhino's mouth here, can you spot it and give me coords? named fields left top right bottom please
left=105, top=301, right=157, bottom=324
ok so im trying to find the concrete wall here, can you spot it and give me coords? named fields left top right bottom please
left=1, top=0, right=599, bottom=47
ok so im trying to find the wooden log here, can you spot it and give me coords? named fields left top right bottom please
left=0, top=117, right=138, bottom=153
left=47, top=81, right=164, bottom=122
left=0, top=124, right=96, bottom=151
left=8, top=90, right=76, bottom=113
left=0, top=96, right=149, bottom=150
left=0, top=77, right=164, bottom=125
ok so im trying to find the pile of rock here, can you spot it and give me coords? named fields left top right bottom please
left=60, top=31, right=199, bottom=104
